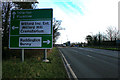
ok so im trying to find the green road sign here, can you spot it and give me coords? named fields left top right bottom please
left=9, top=9, right=53, bottom=49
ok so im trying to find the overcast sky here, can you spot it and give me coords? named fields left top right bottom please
left=37, top=0, right=119, bottom=44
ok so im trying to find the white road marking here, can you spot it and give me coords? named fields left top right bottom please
left=72, top=50, right=78, bottom=53
left=78, top=48, right=94, bottom=52
left=87, top=55, right=93, bottom=57
left=71, top=49, right=82, bottom=53
left=72, top=49, right=95, bottom=58
left=59, top=49, right=78, bottom=80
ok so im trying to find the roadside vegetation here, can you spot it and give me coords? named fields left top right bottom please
left=84, top=26, right=119, bottom=51
left=2, top=47, right=68, bottom=79
left=64, top=26, right=119, bottom=51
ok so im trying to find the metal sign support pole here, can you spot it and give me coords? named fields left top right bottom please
left=22, top=49, right=24, bottom=62
left=43, top=49, right=49, bottom=62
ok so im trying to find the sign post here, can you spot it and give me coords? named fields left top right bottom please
left=10, top=9, right=53, bottom=62
left=43, top=49, right=49, bottom=62
left=22, top=49, right=24, bottom=62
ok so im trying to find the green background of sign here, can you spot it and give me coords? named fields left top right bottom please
left=10, top=9, right=53, bottom=49
left=11, top=9, right=52, bottom=20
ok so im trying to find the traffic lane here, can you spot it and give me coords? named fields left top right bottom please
left=72, top=47, right=118, bottom=66
left=59, top=48, right=102, bottom=78
left=68, top=47, right=119, bottom=78
left=59, top=47, right=118, bottom=78
left=78, top=47, right=118, bottom=58
left=59, top=48, right=118, bottom=78
left=68, top=47, right=118, bottom=68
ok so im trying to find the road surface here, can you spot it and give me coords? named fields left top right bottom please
left=59, top=47, right=119, bottom=78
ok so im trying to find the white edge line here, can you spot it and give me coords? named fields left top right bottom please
left=59, top=49, right=71, bottom=79
left=59, top=49, right=78, bottom=80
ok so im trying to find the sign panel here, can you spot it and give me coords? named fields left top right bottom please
left=9, top=9, right=53, bottom=49
left=19, top=21, right=51, bottom=34
left=19, top=37, right=42, bottom=47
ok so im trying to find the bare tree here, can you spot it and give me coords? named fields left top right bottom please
left=102, top=32, right=108, bottom=41
left=113, top=27, right=119, bottom=41
left=85, top=35, right=93, bottom=45
left=106, top=26, right=119, bottom=41
left=2, top=2, right=14, bottom=47
left=53, top=18, right=62, bottom=45
left=106, top=26, right=114, bottom=41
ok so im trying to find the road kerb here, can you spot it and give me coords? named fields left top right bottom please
left=59, top=49, right=78, bottom=80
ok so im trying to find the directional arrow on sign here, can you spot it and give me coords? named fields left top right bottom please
left=12, top=12, right=16, bottom=19
left=12, top=26, right=18, bottom=30
left=43, top=40, right=50, bottom=44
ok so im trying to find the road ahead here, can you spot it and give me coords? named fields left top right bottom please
left=59, top=47, right=119, bottom=78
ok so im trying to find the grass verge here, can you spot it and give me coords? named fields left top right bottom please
left=2, top=47, right=68, bottom=79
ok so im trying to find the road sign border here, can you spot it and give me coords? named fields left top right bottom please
left=9, top=8, right=53, bottom=49
left=9, top=47, right=53, bottom=49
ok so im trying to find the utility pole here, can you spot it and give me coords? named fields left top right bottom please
left=98, top=32, right=101, bottom=48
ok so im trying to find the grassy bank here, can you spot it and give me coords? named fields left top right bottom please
left=2, top=47, right=68, bottom=79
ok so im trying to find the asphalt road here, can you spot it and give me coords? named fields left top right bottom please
left=59, top=47, right=119, bottom=78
